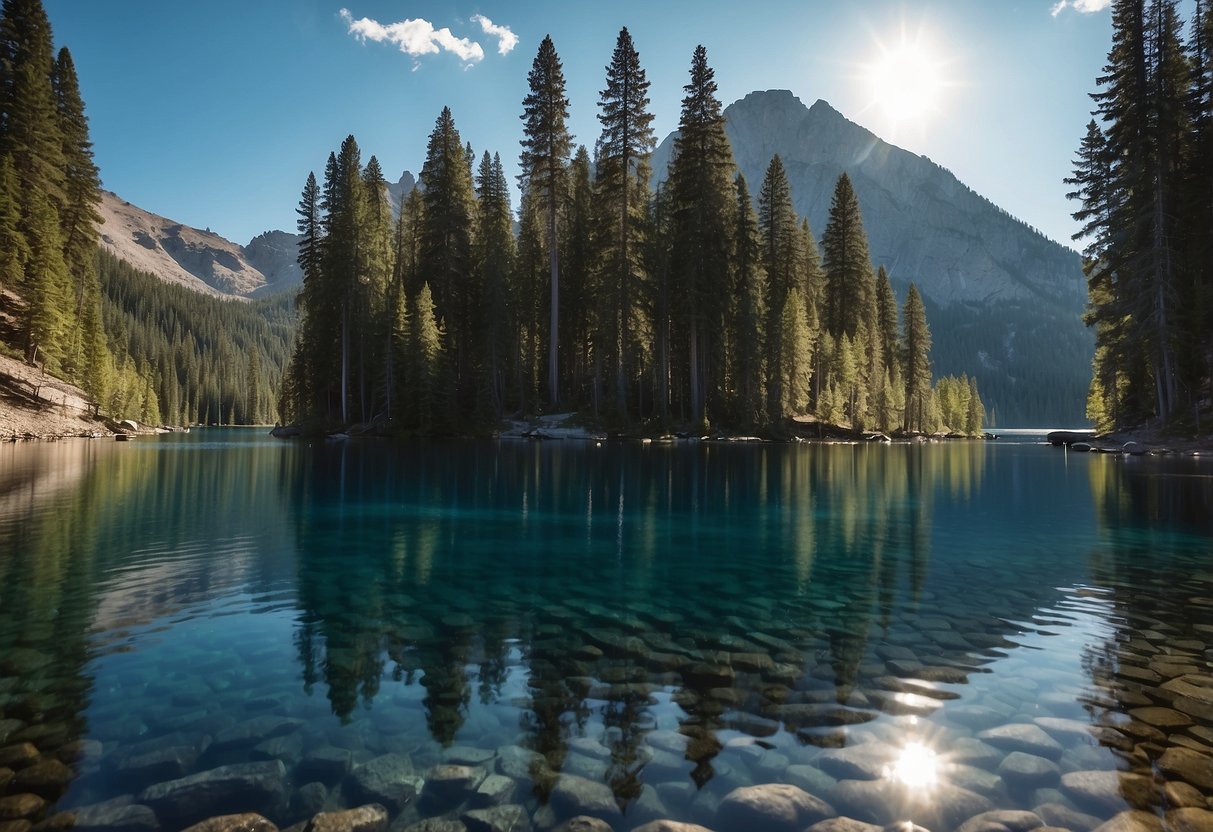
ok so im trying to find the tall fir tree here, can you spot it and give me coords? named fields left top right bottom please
left=519, top=35, right=572, bottom=408
left=419, top=107, right=477, bottom=417
left=667, top=45, right=735, bottom=428
left=730, top=173, right=766, bottom=429
left=901, top=283, right=933, bottom=433
left=595, top=26, right=655, bottom=418
left=477, top=151, right=515, bottom=417
left=758, top=155, right=801, bottom=426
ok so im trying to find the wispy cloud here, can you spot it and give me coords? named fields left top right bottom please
left=470, top=14, right=518, bottom=56
left=338, top=8, right=485, bottom=66
left=1050, top=0, right=1111, bottom=17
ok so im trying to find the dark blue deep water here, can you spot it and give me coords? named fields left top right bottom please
left=0, top=431, right=1211, bottom=831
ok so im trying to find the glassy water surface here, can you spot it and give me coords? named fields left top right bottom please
left=0, top=431, right=1211, bottom=830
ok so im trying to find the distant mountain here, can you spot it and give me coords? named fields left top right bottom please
left=97, top=190, right=301, bottom=299
left=386, top=170, right=418, bottom=216
left=652, top=90, right=1093, bottom=426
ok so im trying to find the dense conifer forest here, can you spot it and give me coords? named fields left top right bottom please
left=0, top=0, right=292, bottom=426
left=1069, top=0, right=1213, bottom=431
left=99, top=251, right=294, bottom=426
left=283, top=32, right=986, bottom=437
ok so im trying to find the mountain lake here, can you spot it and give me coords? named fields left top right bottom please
left=0, top=430, right=1211, bottom=831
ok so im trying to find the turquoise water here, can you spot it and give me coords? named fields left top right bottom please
left=0, top=431, right=1211, bottom=830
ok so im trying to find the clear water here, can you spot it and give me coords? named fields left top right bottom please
left=0, top=430, right=1211, bottom=830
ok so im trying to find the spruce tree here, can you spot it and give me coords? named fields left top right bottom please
left=667, top=45, right=735, bottom=428
left=51, top=48, right=100, bottom=296
left=758, top=155, right=801, bottom=426
left=0, top=152, right=27, bottom=290
left=821, top=173, right=875, bottom=340
left=23, top=187, right=69, bottom=369
left=731, top=173, right=766, bottom=429
left=901, top=283, right=932, bottom=433
left=562, top=146, right=594, bottom=401
left=419, top=107, right=477, bottom=415
left=595, top=26, right=655, bottom=418
left=519, top=35, right=572, bottom=408
left=780, top=285, right=812, bottom=417
left=477, top=151, right=515, bottom=417
left=0, top=0, right=64, bottom=209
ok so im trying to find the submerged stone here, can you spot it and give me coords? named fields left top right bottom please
left=1158, top=747, right=1213, bottom=791
left=715, top=783, right=835, bottom=832
left=180, top=813, right=277, bottom=832
left=306, top=804, right=389, bottom=832
left=459, top=804, right=527, bottom=832
left=1090, top=810, right=1163, bottom=832
left=345, top=754, right=417, bottom=813
left=997, top=752, right=1060, bottom=789
left=548, top=775, right=621, bottom=825
left=977, top=725, right=1063, bottom=759
left=138, top=760, right=288, bottom=828
left=0, top=794, right=45, bottom=821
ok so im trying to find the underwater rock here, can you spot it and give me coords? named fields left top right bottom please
left=548, top=775, right=622, bottom=825
left=997, top=752, right=1060, bottom=789
left=0, top=793, right=46, bottom=821
left=345, top=754, right=417, bottom=813
left=10, top=758, right=72, bottom=800
left=138, top=760, right=288, bottom=828
left=715, top=783, right=835, bottom=832
left=422, top=765, right=487, bottom=810
left=296, top=747, right=352, bottom=786
left=816, top=744, right=892, bottom=781
left=977, top=725, right=1063, bottom=760
left=305, top=804, right=389, bottom=832
left=1158, top=747, right=1213, bottom=791
left=955, top=810, right=1044, bottom=832
left=459, top=804, right=528, bottom=832
left=180, top=813, right=277, bottom=832
left=288, top=783, right=327, bottom=823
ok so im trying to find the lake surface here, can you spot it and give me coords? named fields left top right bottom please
left=1, top=431, right=1211, bottom=831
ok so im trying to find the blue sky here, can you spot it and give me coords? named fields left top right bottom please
left=47, top=1, right=1118, bottom=248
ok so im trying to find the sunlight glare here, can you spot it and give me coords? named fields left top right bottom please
left=887, top=741, right=939, bottom=789
left=861, top=24, right=952, bottom=130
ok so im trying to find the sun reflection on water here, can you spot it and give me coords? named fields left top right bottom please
left=887, top=740, right=940, bottom=789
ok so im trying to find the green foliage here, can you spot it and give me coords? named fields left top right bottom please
left=1071, top=0, right=1213, bottom=428
left=98, top=250, right=294, bottom=425
left=902, top=283, right=932, bottom=432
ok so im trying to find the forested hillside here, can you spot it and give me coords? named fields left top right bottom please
left=283, top=35, right=985, bottom=437
left=99, top=250, right=294, bottom=426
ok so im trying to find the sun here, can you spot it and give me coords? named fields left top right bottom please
left=862, top=27, right=951, bottom=129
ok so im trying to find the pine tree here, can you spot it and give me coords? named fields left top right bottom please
left=562, top=146, right=594, bottom=402
left=411, top=282, right=445, bottom=433
left=595, top=27, right=655, bottom=418
left=731, top=174, right=766, bottom=429
left=780, top=285, right=812, bottom=417
left=477, top=151, right=515, bottom=417
left=667, top=45, right=735, bottom=428
left=23, top=187, right=69, bottom=369
left=0, top=0, right=64, bottom=209
left=0, top=152, right=27, bottom=290
left=966, top=375, right=986, bottom=435
left=51, top=48, right=100, bottom=299
left=419, top=107, right=477, bottom=415
left=901, top=283, right=932, bottom=433
left=758, top=155, right=801, bottom=426
left=821, top=173, right=875, bottom=340
left=520, top=35, right=572, bottom=408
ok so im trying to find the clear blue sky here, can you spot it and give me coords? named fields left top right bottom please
left=47, top=0, right=1120, bottom=248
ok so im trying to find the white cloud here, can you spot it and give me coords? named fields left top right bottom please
left=339, top=8, right=485, bottom=65
left=470, top=14, right=518, bottom=56
left=1051, top=0, right=1111, bottom=16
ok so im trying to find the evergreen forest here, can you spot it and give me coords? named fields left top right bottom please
left=1069, top=0, right=1213, bottom=431
left=283, top=34, right=986, bottom=437
left=0, top=0, right=291, bottom=427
